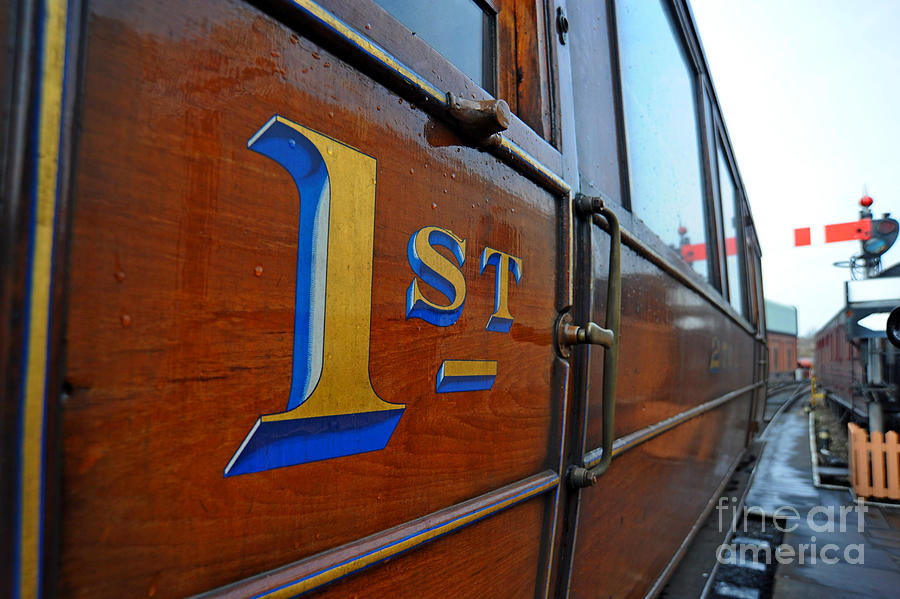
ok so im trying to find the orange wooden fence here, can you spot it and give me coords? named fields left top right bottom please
left=848, top=423, right=900, bottom=500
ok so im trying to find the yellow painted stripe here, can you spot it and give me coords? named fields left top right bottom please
left=289, top=0, right=445, bottom=103
left=260, top=478, right=557, bottom=598
left=287, top=0, right=571, bottom=197
left=19, top=1, right=68, bottom=597
left=440, top=359, right=498, bottom=378
left=499, top=136, right=569, bottom=194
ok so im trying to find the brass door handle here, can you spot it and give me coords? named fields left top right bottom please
left=565, top=195, right=622, bottom=488
left=558, top=321, right=614, bottom=349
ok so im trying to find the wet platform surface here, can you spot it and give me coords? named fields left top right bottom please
left=745, top=397, right=900, bottom=598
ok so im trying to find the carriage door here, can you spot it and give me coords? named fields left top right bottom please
left=43, top=0, right=583, bottom=597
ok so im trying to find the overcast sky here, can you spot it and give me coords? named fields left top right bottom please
left=690, top=0, right=900, bottom=336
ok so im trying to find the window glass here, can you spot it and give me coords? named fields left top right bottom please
left=746, top=243, right=760, bottom=327
left=374, top=0, right=492, bottom=91
left=717, top=143, right=745, bottom=316
left=616, top=0, right=710, bottom=281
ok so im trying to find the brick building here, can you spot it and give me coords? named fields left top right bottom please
left=765, top=300, right=798, bottom=377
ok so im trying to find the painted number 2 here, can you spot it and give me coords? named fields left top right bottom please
left=226, top=116, right=404, bottom=477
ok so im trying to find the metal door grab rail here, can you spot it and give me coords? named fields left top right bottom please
left=560, top=195, right=622, bottom=488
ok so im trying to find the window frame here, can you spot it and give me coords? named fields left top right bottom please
left=611, top=0, right=723, bottom=290
left=342, top=0, right=557, bottom=146
left=608, top=0, right=759, bottom=330
left=479, top=0, right=500, bottom=95
left=701, top=82, right=725, bottom=293
left=713, top=119, right=750, bottom=320
left=370, top=0, right=500, bottom=95
left=744, top=217, right=764, bottom=331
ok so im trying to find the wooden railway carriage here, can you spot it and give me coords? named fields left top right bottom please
left=815, top=273, right=900, bottom=431
left=2, top=0, right=767, bottom=597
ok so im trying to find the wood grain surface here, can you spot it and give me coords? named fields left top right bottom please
left=60, top=0, right=565, bottom=596
left=311, top=495, right=548, bottom=599
left=41, top=0, right=768, bottom=597
left=585, top=236, right=755, bottom=451
left=569, top=400, right=751, bottom=598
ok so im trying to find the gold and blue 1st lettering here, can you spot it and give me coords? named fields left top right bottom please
left=227, top=117, right=521, bottom=476
left=406, top=225, right=522, bottom=391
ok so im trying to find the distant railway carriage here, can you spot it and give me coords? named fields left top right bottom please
left=815, top=272, right=900, bottom=432
left=3, top=1, right=767, bottom=597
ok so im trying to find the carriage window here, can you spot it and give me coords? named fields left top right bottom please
left=616, top=0, right=711, bottom=282
left=717, top=142, right=746, bottom=317
left=374, top=0, right=495, bottom=93
left=746, top=238, right=762, bottom=328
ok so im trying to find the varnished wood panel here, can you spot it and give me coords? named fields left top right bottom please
left=321, top=0, right=559, bottom=158
left=585, top=233, right=754, bottom=451
left=501, top=0, right=551, bottom=140
left=60, top=0, right=565, bottom=596
left=569, top=398, right=751, bottom=598
left=310, top=495, right=548, bottom=598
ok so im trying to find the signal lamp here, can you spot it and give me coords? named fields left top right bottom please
left=862, top=217, right=899, bottom=257
left=877, top=220, right=897, bottom=234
